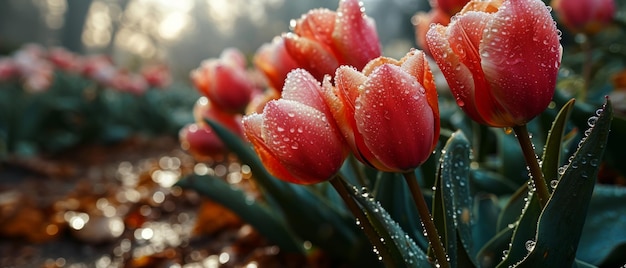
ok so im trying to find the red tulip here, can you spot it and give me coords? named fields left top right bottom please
left=323, top=50, right=440, bottom=172
left=253, top=37, right=300, bottom=91
left=426, top=0, right=561, bottom=127
left=179, top=123, right=227, bottom=160
left=191, top=48, right=257, bottom=114
left=243, top=69, right=347, bottom=184
left=193, top=96, right=244, bottom=139
left=430, top=0, right=471, bottom=16
left=552, top=0, right=615, bottom=35
left=141, top=64, right=171, bottom=88
left=282, top=0, right=381, bottom=81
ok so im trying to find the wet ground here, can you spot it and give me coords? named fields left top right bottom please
left=0, top=136, right=323, bottom=268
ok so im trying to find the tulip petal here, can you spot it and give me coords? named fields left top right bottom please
left=427, top=23, right=487, bottom=125
left=281, top=69, right=330, bottom=117
left=355, top=64, right=435, bottom=172
left=400, top=50, right=440, bottom=152
left=283, top=33, right=340, bottom=81
left=480, top=0, right=560, bottom=125
left=262, top=100, right=345, bottom=184
left=335, top=66, right=368, bottom=108
left=253, top=37, right=300, bottom=91
left=332, top=0, right=381, bottom=69
left=294, top=8, right=336, bottom=46
left=328, top=67, right=380, bottom=168
left=243, top=113, right=300, bottom=183
left=447, top=11, right=515, bottom=126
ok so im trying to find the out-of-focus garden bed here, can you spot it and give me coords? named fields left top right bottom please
left=0, top=135, right=323, bottom=267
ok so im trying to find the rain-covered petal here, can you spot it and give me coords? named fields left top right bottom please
left=355, top=64, right=435, bottom=171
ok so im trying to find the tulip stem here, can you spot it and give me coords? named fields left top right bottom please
left=329, top=176, right=394, bottom=267
left=403, top=171, right=449, bottom=268
left=513, top=125, right=550, bottom=207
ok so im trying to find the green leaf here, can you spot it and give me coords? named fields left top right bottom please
left=176, top=175, right=303, bottom=252
left=514, top=99, right=613, bottom=267
left=476, top=226, right=514, bottom=268
left=472, top=194, right=501, bottom=258
left=346, top=179, right=431, bottom=268
left=204, top=118, right=377, bottom=266
left=495, top=184, right=528, bottom=232
left=541, top=98, right=576, bottom=188
left=470, top=168, right=519, bottom=196
left=577, top=185, right=626, bottom=266
left=496, top=193, right=541, bottom=268
left=433, top=130, right=475, bottom=268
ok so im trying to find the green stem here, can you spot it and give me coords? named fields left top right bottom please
left=513, top=124, right=550, bottom=207
left=329, top=176, right=393, bottom=267
left=403, top=171, right=449, bottom=268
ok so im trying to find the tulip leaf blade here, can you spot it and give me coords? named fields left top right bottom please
left=514, top=99, right=613, bottom=267
left=470, top=168, right=519, bottom=196
left=346, top=179, right=431, bottom=268
left=433, top=130, right=475, bottom=268
left=476, top=225, right=514, bottom=268
left=495, top=193, right=541, bottom=268
left=471, top=194, right=501, bottom=258
left=176, top=174, right=303, bottom=252
left=576, top=185, right=626, bottom=266
left=204, top=118, right=379, bottom=266
left=541, top=98, right=575, bottom=191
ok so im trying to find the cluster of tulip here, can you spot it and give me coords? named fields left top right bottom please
left=0, top=44, right=171, bottom=95
left=180, top=0, right=621, bottom=267
left=0, top=44, right=182, bottom=155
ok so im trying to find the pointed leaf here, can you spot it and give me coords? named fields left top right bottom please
left=496, top=193, right=541, bottom=268
left=476, top=226, right=514, bottom=268
left=541, top=98, right=575, bottom=190
left=577, top=185, right=626, bottom=266
left=470, top=168, right=519, bottom=195
left=472, top=194, right=501, bottom=258
left=515, top=99, right=613, bottom=267
left=176, top=175, right=303, bottom=252
left=346, top=179, right=431, bottom=268
left=433, top=130, right=475, bottom=267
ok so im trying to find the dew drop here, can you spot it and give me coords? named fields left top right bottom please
left=587, top=116, right=597, bottom=127
left=503, top=127, right=513, bottom=135
left=550, top=180, right=558, bottom=189
left=277, top=126, right=285, bottom=132
left=525, top=240, right=536, bottom=252
left=455, top=98, right=465, bottom=107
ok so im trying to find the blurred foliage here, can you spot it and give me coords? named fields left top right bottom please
left=0, top=70, right=197, bottom=157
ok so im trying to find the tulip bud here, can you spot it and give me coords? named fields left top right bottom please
left=427, top=0, right=561, bottom=127
left=282, top=0, right=381, bottom=81
left=191, top=48, right=257, bottom=114
left=179, top=123, right=227, bottom=160
left=243, top=69, right=347, bottom=184
left=193, top=96, right=244, bottom=139
left=323, top=50, right=440, bottom=172
left=551, top=0, right=615, bottom=35
left=253, top=37, right=300, bottom=91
